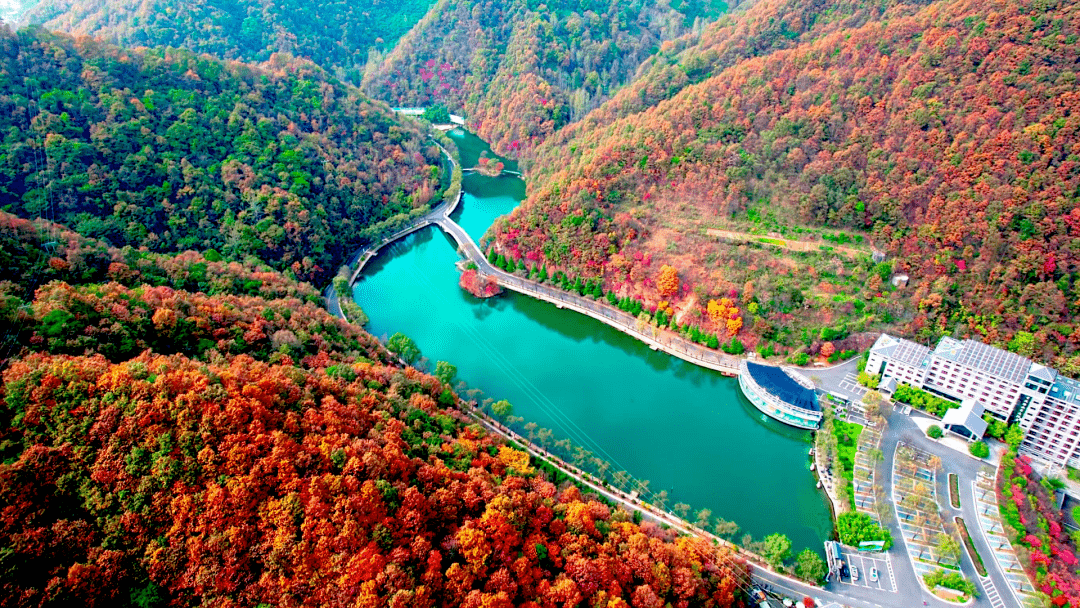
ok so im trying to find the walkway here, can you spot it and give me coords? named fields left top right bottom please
left=461, top=167, right=523, bottom=177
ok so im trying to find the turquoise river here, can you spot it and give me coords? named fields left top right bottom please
left=354, top=129, right=833, bottom=553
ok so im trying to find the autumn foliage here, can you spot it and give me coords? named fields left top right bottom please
left=494, top=0, right=1080, bottom=365
left=656, top=265, right=680, bottom=298
left=998, top=450, right=1080, bottom=606
left=0, top=227, right=750, bottom=606
left=459, top=267, right=503, bottom=298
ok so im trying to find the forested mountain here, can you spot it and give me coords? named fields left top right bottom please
left=0, top=26, right=445, bottom=285
left=16, top=0, right=435, bottom=82
left=361, top=0, right=732, bottom=157
left=541, top=0, right=938, bottom=153
left=0, top=217, right=750, bottom=607
left=492, top=0, right=1080, bottom=367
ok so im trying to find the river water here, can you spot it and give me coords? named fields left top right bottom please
left=354, top=129, right=832, bottom=552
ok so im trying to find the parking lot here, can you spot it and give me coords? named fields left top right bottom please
left=833, top=551, right=896, bottom=593
left=836, top=373, right=869, bottom=401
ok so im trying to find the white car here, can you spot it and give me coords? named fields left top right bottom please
left=851, top=566, right=859, bottom=581
left=869, top=567, right=879, bottom=582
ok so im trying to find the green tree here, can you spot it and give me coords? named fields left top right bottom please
left=1005, top=425, right=1025, bottom=449
left=837, top=512, right=892, bottom=548
left=422, top=105, right=451, bottom=123
left=695, top=508, right=713, bottom=529
left=713, top=518, right=740, bottom=540
left=935, top=533, right=961, bottom=564
left=434, top=360, right=457, bottom=385
left=762, top=533, right=792, bottom=566
left=969, top=441, right=990, bottom=459
left=927, top=425, right=944, bottom=439
left=387, top=332, right=420, bottom=364
left=492, top=399, right=513, bottom=419
left=794, top=548, right=828, bottom=583
left=857, top=372, right=880, bottom=389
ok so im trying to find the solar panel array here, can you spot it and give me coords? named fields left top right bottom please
left=745, top=362, right=820, bottom=412
left=940, top=339, right=1032, bottom=384
left=893, top=339, right=930, bottom=366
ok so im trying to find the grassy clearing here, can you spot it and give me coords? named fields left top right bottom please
left=949, top=473, right=960, bottom=509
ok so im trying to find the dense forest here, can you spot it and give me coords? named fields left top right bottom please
left=361, top=0, right=732, bottom=157
left=0, top=216, right=751, bottom=607
left=17, top=0, right=435, bottom=83
left=490, top=0, right=1080, bottom=368
left=0, top=26, right=445, bottom=285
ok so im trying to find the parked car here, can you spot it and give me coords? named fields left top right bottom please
left=869, top=567, right=879, bottom=582
left=851, top=566, right=859, bottom=581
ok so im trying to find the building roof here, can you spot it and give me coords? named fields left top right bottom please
left=869, top=334, right=900, bottom=357
left=932, top=337, right=1032, bottom=384
left=879, top=377, right=898, bottom=393
left=870, top=334, right=931, bottom=367
left=745, top=362, right=820, bottom=412
left=1029, top=363, right=1058, bottom=383
left=942, top=398, right=988, bottom=438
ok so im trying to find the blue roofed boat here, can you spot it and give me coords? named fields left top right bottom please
left=737, top=360, right=822, bottom=429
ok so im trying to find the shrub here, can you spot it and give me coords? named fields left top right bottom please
left=893, top=384, right=958, bottom=417
left=837, top=512, right=892, bottom=549
left=927, top=425, right=944, bottom=439
left=969, top=441, right=989, bottom=458
left=922, top=569, right=976, bottom=597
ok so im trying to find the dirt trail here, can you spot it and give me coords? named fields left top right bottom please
left=706, top=228, right=869, bottom=259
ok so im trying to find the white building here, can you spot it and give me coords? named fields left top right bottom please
left=867, top=333, right=1080, bottom=468
left=865, top=334, right=929, bottom=387
left=1016, top=376, right=1080, bottom=468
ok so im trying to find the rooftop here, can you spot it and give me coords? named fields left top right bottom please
left=745, top=362, right=820, bottom=413
left=932, top=337, right=1032, bottom=384
left=871, top=333, right=930, bottom=367
left=942, top=397, right=988, bottom=438
left=1048, top=376, right=1080, bottom=406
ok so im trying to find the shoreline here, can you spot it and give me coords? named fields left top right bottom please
left=330, top=129, right=859, bottom=394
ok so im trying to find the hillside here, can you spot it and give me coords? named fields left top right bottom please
left=17, top=0, right=435, bottom=82
left=492, top=0, right=1080, bottom=367
left=0, top=219, right=750, bottom=607
left=540, top=0, right=938, bottom=153
left=361, top=0, right=731, bottom=157
left=0, top=26, right=445, bottom=285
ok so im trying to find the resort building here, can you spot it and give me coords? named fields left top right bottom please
left=738, top=360, right=822, bottom=429
left=867, top=333, right=1080, bottom=468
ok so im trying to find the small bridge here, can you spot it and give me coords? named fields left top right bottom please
left=391, top=107, right=465, bottom=126
left=461, top=167, right=523, bottom=177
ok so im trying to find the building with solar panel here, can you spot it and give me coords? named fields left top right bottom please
left=866, top=333, right=1080, bottom=468
left=738, top=360, right=822, bottom=429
